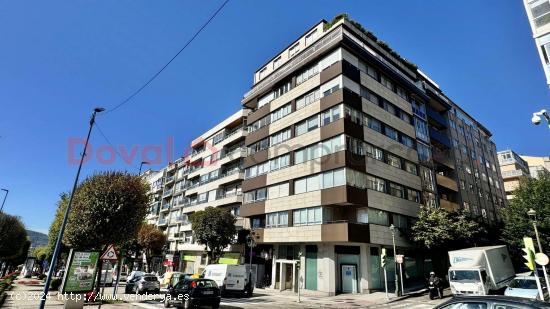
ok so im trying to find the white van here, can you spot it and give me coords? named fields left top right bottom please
left=202, top=264, right=254, bottom=296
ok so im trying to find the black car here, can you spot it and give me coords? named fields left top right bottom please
left=434, top=295, right=550, bottom=309
left=164, top=278, right=220, bottom=309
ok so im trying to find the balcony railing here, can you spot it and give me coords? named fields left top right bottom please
left=158, top=218, right=168, bottom=225
left=161, top=203, right=171, bottom=211
left=429, top=127, right=451, bottom=148
left=427, top=107, right=448, bottom=128
left=163, top=189, right=173, bottom=197
left=501, top=169, right=529, bottom=179
left=184, top=169, right=242, bottom=190
left=165, top=176, right=175, bottom=183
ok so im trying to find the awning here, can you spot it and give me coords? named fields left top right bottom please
left=183, top=255, right=196, bottom=262
left=218, top=253, right=240, bottom=265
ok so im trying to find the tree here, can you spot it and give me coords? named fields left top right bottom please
left=410, top=206, right=483, bottom=274
left=501, top=171, right=550, bottom=268
left=137, top=224, right=166, bottom=272
left=0, top=213, right=27, bottom=259
left=48, top=193, right=70, bottom=256
left=189, top=207, right=237, bottom=263
left=411, top=206, right=482, bottom=249
left=32, top=246, right=50, bottom=274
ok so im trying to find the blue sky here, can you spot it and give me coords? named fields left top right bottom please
left=1, top=0, right=548, bottom=234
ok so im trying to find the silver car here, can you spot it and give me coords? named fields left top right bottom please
left=130, top=275, right=160, bottom=294
left=505, top=275, right=547, bottom=300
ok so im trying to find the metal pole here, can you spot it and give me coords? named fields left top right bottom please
left=98, top=261, right=108, bottom=309
left=399, top=263, right=404, bottom=296
left=113, top=255, right=124, bottom=297
left=533, top=221, right=550, bottom=300
left=0, top=189, right=8, bottom=212
left=39, top=108, right=103, bottom=309
left=391, top=230, right=399, bottom=296
left=384, top=267, right=389, bottom=300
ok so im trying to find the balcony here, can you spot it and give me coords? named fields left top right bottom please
left=429, top=127, right=451, bottom=148
left=439, top=198, right=460, bottom=212
left=163, top=189, right=173, bottom=197
left=501, top=169, right=529, bottom=179
left=427, top=107, right=448, bottom=129
left=165, top=176, right=175, bottom=184
left=158, top=218, right=168, bottom=226
left=433, top=150, right=455, bottom=169
left=253, top=221, right=370, bottom=243
left=160, top=203, right=171, bottom=212
left=436, top=174, right=458, bottom=192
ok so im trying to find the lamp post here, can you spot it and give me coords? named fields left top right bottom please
left=527, top=208, right=550, bottom=296
left=246, top=232, right=255, bottom=281
left=138, top=161, right=150, bottom=175
left=0, top=189, right=8, bottom=212
left=389, top=224, right=400, bottom=296
left=39, top=107, right=105, bottom=309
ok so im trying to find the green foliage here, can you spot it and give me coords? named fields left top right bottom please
left=137, top=224, right=166, bottom=271
left=189, top=207, right=237, bottom=263
left=48, top=193, right=70, bottom=255
left=323, top=13, right=418, bottom=72
left=50, top=278, right=62, bottom=290
left=0, top=213, right=27, bottom=260
left=32, top=246, right=50, bottom=261
left=501, top=171, right=550, bottom=267
left=50, top=171, right=149, bottom=250
left=411, top=206, right=482, bottom=249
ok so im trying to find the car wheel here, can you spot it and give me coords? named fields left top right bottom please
left=183, top=299, right=192, bottom=309
left=163, top=297, right=171, bottom=308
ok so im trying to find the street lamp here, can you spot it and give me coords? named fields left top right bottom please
left=0, top=189, right=8, bottom=213
left=532, top=109, right=550, bottom=128
left=246, top=232, right=256, bottom=285
left=527, top=208, right=550, bottom=296
left=389, top=224, right=400, bottom=296
left=138, top=161, right=150, bottom=175
left=39, top=107, right=105, bottom=309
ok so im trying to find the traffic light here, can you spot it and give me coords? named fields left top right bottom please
left=523, top=237, right=536, bottom=271
left=381, top=248, right=387, bottom=268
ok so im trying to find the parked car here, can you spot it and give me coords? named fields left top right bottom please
left=126, top=270, right=146, bottom=283
left=202, top=264, right=253, bottom=296
left=125, top=275, right=160, bottom=294
left=434, top=295, right=550, bottom=308
left=164, top=278, right=220, bottom=309
left=505, top=275, right=547, bottom=300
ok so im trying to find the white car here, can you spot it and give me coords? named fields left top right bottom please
left=126, top=270, right=145, bottom=283
left=504, top=275, right=547, bottom=300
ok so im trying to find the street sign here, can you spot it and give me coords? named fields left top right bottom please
left=536, top=253, right=550, bottom=266
left=100, top=244, right=118, bottom=261
left=396, top=254, right=404, bottom=264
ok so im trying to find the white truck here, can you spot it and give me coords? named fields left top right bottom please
left=448, top=246, right=515, bottom=295
left=202, top=264, right=255, bottom=296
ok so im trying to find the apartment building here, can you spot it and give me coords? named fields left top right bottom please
left=239, top=16, right=506, bottom=295
left=497, top=150, right=531, bottom=200
left=524, top=0, right=550, bottom=87
left=520, top=155, right=550, bottom=178
left=142, top=110, right=249, bottom=274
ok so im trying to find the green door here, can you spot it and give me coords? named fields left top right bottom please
left=305, top=246, right=317, bottom=290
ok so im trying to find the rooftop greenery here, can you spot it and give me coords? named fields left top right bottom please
left=324, top=13, right=418, bottom=72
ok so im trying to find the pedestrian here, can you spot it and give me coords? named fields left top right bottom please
left=428, top=271, right=443, bottom=299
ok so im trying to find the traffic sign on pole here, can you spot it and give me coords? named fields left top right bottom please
left=396, top=254, right=404, bottom=264
left=100, top=244, right=118, bottom=261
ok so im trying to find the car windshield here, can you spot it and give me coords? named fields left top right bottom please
left=143, top=276, right=157, bottom=281
left=195, top=280, right=217, bottom=288
left=509, top=278, right=538, bottom=289
left=449, top=270, right=481, bottom=282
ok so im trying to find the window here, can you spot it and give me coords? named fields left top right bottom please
left=289, top=43, right=300, bottom=58
left=296, top=63, right=319, bottom=85
left=386, top=154, right=402, bottom=169
left=407, top=189, right=420, bottom=203
left=385, top=101, right=396, bottom=116
left=293, top=168, right=346, bottom=194
left=385, top=126, right=398, bottom=141
left=270, top=129, right=291, bottom=146
left=248, top=138, right=269, bottom=155
left=395, top=86, right=407, bottom=100
left=256, top=188, right=267, bottom=201
left=321, top=105, right=342, bottom=126
left=368, top=209, right=389, bottom=226
left=294, top=207, right=322, bottom=226
left=380, top=75, right=393, bottom=91
left=273, top=56, right=282, bottom=69
left=258, top=92, right=274, bottom=108
left=400, top=135, right=414, bottom=148
left=273, top=82, right=291, bottom=99
left=366, top=144, right=383, bottom=161
left=414, top=118, right=429, bottom=142
left=417, top=142, right=431, bottom=162
left=296, top=88, right=320, bottom=110
left=266, top=211, right=288, bottom=228
left=270, top=104, right=292, bottom=123
left=366, top=117, right=382, bottom=132
left=405, top=161, right=418, bottom=175
left=305, top=29, right=318, bottom=45
left=389, top=183, right=404, bottom=198
left=294, top=135, right=344, bottom=164
left=367, top=175, right=386, bottom=192
left=258, top=67, right=267, bottom=80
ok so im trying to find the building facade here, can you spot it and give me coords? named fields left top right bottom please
left=520, top=155, right=550, bottom=178
left=524, top=0, right=550, bottom=87
left=239, top=16, right=506, bottom=295
left=142, top=110, right=249, bottom=274
left=498, top=150, right=532, bottom=200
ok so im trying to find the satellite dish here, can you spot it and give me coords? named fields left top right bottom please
left=535, top=253, right=549, bottom=266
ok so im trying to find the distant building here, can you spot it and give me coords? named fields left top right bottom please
left=497, top=150, right=531, bottom=200
left=523, top=0, right=550, bottom=87
left=520, top=155, right=550, bottom=178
